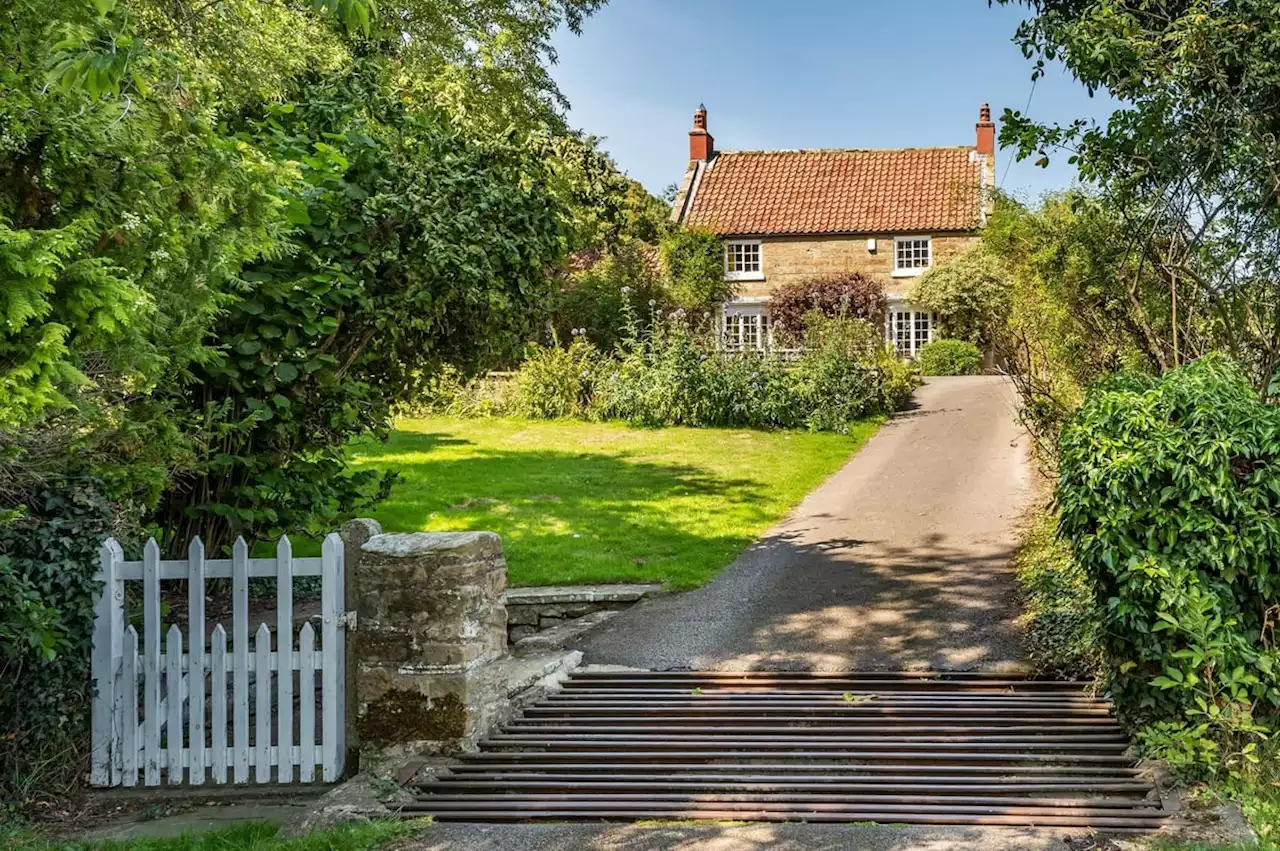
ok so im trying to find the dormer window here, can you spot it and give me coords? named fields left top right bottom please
left=892, top=236, right=932, bottom=277
left=724, top=240, right=764, bottom=281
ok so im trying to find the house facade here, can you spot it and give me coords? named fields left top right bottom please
left=670, top=104, right=996, bottom=357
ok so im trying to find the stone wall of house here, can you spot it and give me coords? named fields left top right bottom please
left=733, top=232, right=980, bottom=302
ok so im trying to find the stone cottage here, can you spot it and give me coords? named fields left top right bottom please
left=669, top=104, right=996, bottom=357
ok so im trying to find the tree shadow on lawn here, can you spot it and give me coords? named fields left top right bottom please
left=350, top=430, right=780, bottom=589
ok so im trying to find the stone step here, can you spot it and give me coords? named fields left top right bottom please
left=505, top=650, right=583, bottom=705
left=515, top=610, right=618, bottom=653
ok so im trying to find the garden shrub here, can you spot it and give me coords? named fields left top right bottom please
left=1057, top=353, right=1280, bottom=776
left=770, top=273, right=886, bottom=345
left=908, top=246, right=1013, bottom=347
left=594, top=312, right=797, bottom=429
left=916, top=339, right=983, bottom=376
left=791, top=314, right=912, bottom=432
left=552, top=244, right=669, bottom=350
left=593, top=310, right=912, bottom=432
left=660, top=228, right=734, bottom=312
left=511, top=337, right=600, bottom=420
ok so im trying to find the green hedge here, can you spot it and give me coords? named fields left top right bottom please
left=916, top=339, right=982, bottom=376
left=1056, top=354, right=1280, bottom=771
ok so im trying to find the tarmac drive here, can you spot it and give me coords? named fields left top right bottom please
left=570, top=376, right=1035, bottom=672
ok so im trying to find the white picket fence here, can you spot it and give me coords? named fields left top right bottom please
left=90, top=534, right=347, bottom=787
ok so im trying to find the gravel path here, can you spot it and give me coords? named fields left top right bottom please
left=570, top=376, right=1034, bottom=671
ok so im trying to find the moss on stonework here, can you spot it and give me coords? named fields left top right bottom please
left=359, top=689, right=467, bottom=749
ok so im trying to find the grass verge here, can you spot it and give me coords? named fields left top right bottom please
left=343, top=416, right=879, bottom=589
left=1014, top=507, right=1102, bottom=678
left=0, top=820, right=421, bottom=851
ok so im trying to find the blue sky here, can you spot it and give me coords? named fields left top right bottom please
left=549, top=0, right=1117, bottom=202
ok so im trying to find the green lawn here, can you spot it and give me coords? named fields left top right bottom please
left=347, top=417, right=878, bottom=589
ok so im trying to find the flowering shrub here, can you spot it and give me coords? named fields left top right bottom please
left=770, top=273, right=887, bottom=345
left=594, top=305, right=913, bottom=431
left=417, top=302, right=919, bottom=432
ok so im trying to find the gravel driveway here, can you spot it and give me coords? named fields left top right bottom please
left=571, top=376, right=1034, bottom=671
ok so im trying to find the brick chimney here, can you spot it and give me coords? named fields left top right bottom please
left=689, top=104, right=714, bottom=161
left=976, top=103, right=995, bottom=158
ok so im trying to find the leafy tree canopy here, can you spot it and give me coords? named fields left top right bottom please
left=996, top=0, right=1280, bottom=387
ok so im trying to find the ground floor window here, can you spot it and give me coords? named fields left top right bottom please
left=721, top=304, right=771, bottom=351
left=887, top=305, right=935, bottom=358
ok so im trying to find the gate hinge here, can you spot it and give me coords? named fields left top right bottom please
left=339, top=610, right=358, bottom=631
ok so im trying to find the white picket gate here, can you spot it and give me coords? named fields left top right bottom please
left=89, top=534, right=347, bottom=787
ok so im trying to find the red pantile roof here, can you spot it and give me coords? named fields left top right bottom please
left=683, top=147, right=984, bottom=236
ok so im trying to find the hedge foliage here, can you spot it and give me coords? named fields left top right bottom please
left=916, top=339, right=982, bottom=376
left=0, top=479, right=120, bottom=807
left=1057, top=354, right=1280, bottom=772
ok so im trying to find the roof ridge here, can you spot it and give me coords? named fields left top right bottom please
left=715, top=145, right=975, bottom=156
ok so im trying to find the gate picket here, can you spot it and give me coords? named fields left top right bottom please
left=166, top=625, right=184, bottom=783
left=143, top=539, right=161, bottom=786
left=211, top=624, right=228, bottom=784
left=232, top=538, right=250, bottom=784
left=276, top=537, right=294, bottom=784
left=255, top=623, right=272, bottom=783
left=299, top=622, right=317, bottom=783
left=188, top=537, right=206, bottom=785
left=121, top=626, right=139, bottom=786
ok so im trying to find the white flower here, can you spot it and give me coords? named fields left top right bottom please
left=621, top=285, right=631, bottom=294
left=149, top=248, right=170, bottom=262
left=121, top=212, right=142, bottom=231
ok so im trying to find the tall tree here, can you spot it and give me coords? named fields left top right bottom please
left=996, top=0, right=1280, bottom=387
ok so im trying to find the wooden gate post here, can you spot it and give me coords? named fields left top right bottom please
left=90, top=539, right=125, bottom=786
left=354, top=531, right=510, bottom=756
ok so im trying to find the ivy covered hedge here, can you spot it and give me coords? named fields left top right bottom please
left=1056, top=354, right=1280, bottom=775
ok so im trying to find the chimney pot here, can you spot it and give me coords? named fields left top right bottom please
left=976, top=103, right=995, bottom=158
left=689, top=104, right=714, bottom=161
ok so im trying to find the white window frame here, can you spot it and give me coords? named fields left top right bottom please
left=885, top=304, right=936, bottom=358
left=724, top=240, right=764, bottom=281
left=892, top=235, right=932, bottom=277
left=720, top=302, right=772, bottom=351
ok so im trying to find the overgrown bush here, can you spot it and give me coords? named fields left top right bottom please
left=407, top=365, right=514, bottom=418
left=660, top=228, right=733, bottom=312
left=908, top=246, right=1013, bottom=347
left=511, top=337, right=600, bottom=420
left=593, top=309, right=797, bottom=429
left=1057, top=353, right=1280, bottom=777
left=770, top=273, right=886, bottom=345
left=916, top=339, right=983, bottom=376
left=791, top=314, right=915, bottom=431
left=552, top=244, right=670, bottom=350
left=592, top=308, right=912, bottom=432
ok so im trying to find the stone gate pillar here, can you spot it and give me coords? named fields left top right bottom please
left=354, top=531, right=509, bottom=756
